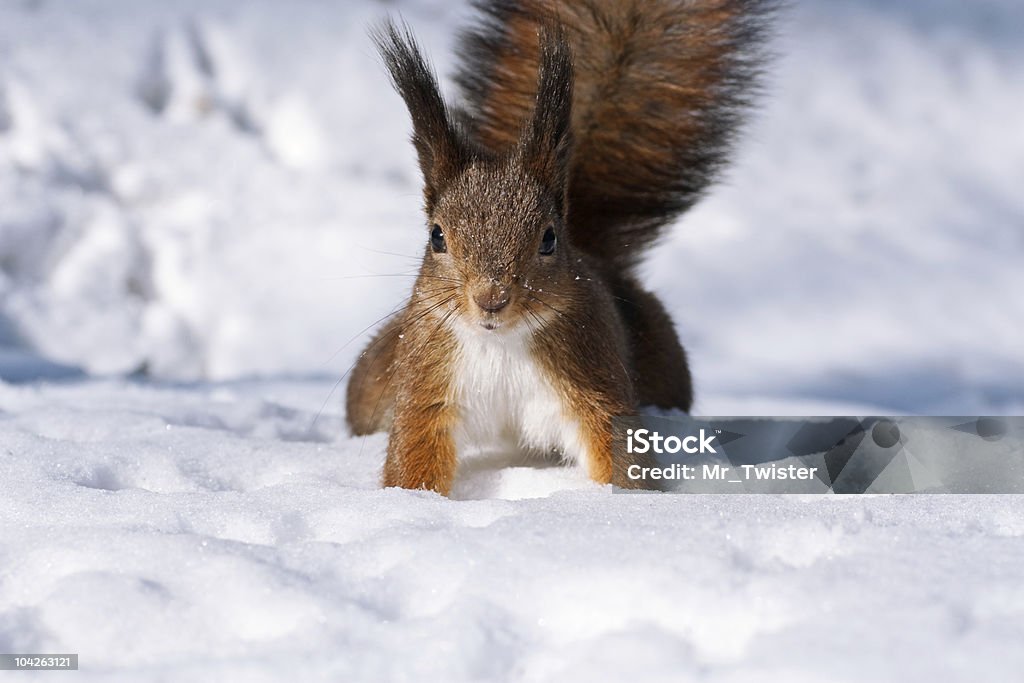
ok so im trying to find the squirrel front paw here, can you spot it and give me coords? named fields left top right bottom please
left=382, top=405, right=458, bottom=495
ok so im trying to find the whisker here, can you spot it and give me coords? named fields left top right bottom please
left=522, top=300, right=572, bottom=348
left=527, top=280, right=634, bottom=308
left=530, top=294, right=631, bottom=383
left=520, top=300, right=546, bottom=333
left=359, top=298, right=460, bottom=458
left=312, top=290, right=458, bottom=429
left=317, top=272, right=420, bottom=281
left=526, top=294, right=569, bottom=321
left=316, top=273, right=464, bottom=286
left=355, top=246, right=422, bottom=262
left=322, top=284, right=457, bottom=366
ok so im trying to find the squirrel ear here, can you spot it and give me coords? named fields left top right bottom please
left=374, top=19, right=467, bottom=211
left=520, top=25, right=574, bottom=207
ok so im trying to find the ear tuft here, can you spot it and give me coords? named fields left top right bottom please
left=520, top=24, right=574, bottom=207
left=372, top=19, right=468, bottom=210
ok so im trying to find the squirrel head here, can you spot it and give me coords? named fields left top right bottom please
left=374, top=20, right=576, bottom=333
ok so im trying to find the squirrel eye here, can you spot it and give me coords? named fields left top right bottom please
left=430, top=224, right=446, bottom=253
left=539, top=226, right=556, bottom=255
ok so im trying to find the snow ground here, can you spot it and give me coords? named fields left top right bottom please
left=1, top=0, right=1023, bottom=680
left=2, top=379, right=1023, bottom=682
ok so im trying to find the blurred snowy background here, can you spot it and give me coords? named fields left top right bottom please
left=0, top=0, right=1020, bottom=413
left=1, top=0, right=1023, bottom=680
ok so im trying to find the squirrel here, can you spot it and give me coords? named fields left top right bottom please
left=346, top=0, right=772, bottom=495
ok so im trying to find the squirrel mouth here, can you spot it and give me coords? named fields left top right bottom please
left=479, top=320, right=501, bottom=331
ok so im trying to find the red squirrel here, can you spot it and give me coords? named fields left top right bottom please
left=346, top=0, right=773, bottom=495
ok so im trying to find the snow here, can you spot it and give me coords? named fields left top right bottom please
left=1, top=0, right=1023, bottom=680
left=2, top=379, right=1023, bottom=681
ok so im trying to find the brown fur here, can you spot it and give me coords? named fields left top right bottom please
left=609, top=273, right=695, bottom=410
left=381, top=323, right=461, bottom=495
left=347, top=4, right=771, bottom=494
left=345, top=314, right=400, bottom=436
left=458, top=0, right=772, bottom=271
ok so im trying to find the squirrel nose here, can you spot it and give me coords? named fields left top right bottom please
left=473, top=284, right=512, bottom=313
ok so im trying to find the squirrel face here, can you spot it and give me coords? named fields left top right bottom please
left=373, top=21, right=576, bottom=334
left=426, top=156, right=571, bottom=334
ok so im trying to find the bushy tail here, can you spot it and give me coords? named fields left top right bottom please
left=456, top=0, right=773, bottom=271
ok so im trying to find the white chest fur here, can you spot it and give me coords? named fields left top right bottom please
left=450, top=325, right=588, bottom=469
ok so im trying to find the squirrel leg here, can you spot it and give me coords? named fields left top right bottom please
left=346, top=315, right=402, bottom=436
left=536, top=299, right=651, bottom=489
left=572, top=409, right=648, bottom=490
left=575, top=409, right=617, bottom=485
left=549, top=354, right=648, bottom=489
left=381, top=323, right=459, bottom=495
left=382, top=402, right=459, bottom=495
